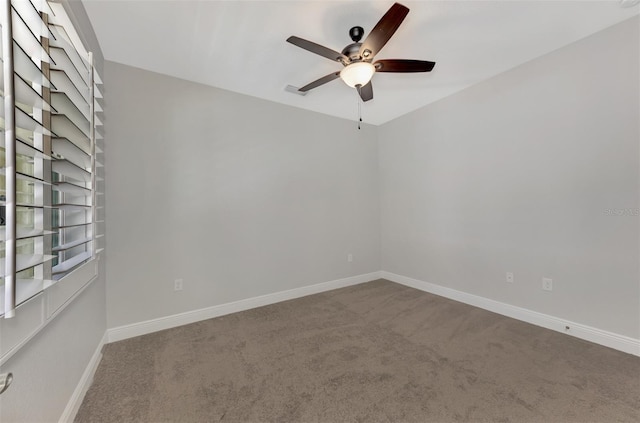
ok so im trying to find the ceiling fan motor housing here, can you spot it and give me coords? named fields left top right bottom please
left=341, top=42, right=363, bottom=61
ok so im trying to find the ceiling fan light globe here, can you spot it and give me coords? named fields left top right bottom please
left=340, top=62, right=375, bottom=88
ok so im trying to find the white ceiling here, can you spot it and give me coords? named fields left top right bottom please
left=81, top=0, right=638, bottom=125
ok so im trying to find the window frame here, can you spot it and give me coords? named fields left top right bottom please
left=0, top=0, right=104, bottom=365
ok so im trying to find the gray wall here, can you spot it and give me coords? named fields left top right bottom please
left=104, top=62, right=381, bottom=328
left=379, top=17, right=639, bottom=338
left=0, top=278, right=106, bottom=422
left=0, top=2, right=107, bottom=421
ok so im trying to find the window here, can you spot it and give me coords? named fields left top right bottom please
left=0, top=0, right=103, bottom=350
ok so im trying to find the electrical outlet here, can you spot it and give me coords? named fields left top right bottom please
left=542, top=277, right=553, bottom=291
left=506, top=272, right=514, bottom=283
left=347, top=253, right=353, bottom=262
left=174, top=279, right=183, bottom=291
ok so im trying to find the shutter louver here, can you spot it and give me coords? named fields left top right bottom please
left=46, top=0, right=101, bottom=280
left=1, top=0, right=52, bottom=317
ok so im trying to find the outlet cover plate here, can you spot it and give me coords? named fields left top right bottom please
left=174, top=279, right=184, bottom=291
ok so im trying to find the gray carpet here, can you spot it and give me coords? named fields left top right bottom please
left=76, top=279, right=640, bottom=422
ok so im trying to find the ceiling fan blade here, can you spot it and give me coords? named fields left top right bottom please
left=374, top=59, right=436, bottom=73
left=287, top=36, right=348, bottom=63
left=298, top=71, right=341, bottom=92
left=358, top=81, right=373, bottom=102
left=359, top=3, right=409, bottom=59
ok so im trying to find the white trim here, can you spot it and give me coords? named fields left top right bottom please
left=381, top=271, right=640, bottom=357
left=107, top=272, right=382, bottom=343
left=58, top=331, right=107, bottom=423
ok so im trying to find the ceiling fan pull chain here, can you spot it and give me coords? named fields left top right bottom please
left=356, top=86, right=362, bottom=130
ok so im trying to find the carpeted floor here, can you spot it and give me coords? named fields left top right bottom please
left=76, top=279, right=640, bottom=422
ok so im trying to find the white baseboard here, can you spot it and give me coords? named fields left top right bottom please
left=58, top=331, right=107, bottom=423
left=106, top=270, right=639, bottom=356
left=107, top=272, right=382, bottom=343
left=381, top=271, right=640, bottom=357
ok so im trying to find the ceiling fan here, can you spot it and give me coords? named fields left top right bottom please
left=286, top=2, right=436, bottom=102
